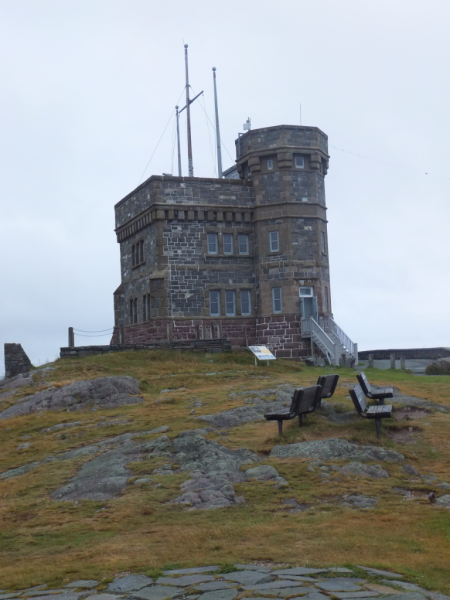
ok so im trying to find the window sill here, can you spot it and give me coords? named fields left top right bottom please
left=132, top=261, right=146, bottom=269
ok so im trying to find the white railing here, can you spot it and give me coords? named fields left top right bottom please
left=319, top=317, right=357, bottom=360
left=302, top=317, right=340, bottom=365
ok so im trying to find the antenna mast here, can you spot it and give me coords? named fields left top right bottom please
left=184, top=44, right=194, bottom=177
left=212, top=67, right=223, bottom=178
left=175, top=105, right=182, bottom=177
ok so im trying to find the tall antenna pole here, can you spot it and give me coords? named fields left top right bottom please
left=175, top=105, right=182, bottom=177
left=212, top=67, right=223, bottom=178
left=184, top=44, right=194, bottom=177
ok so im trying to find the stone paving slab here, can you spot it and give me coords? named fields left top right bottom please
left=27, top=595, right=85, bottom=600
left=131, top=587, right=184, bottom=600
left=192, top=584, right=236, bottom=592
left=65, top=583, right=98, bottom=590
left=163, top=568, right=219, bottom=576
left=272, top=586, right=318, bottom=597
left=297, top=594, right=329, bottom=600
left=156, top=577, right=215, bottom=587
left=385, top=594, right=427, bottom=600
left=332, top=593, right=380, bottom=599
left=195, top=592, right=238, bottom=600
left=108, top=576, right=153, bottom=593
left=272, top=569, right=327, bottom=576
left=243, top=581, right=309, bottom=591
left=316, top=580, right=363, bottom=592
left=25, top=593, right=68, bottom=598
left=222, top=572, right=273, bottom=586
left=0, top=595, right=21, bottom=599
left=85, top=595, right=123, bottom=600
left=358, top=567, right=404, bottom=579
left=279, top=577, right=318, bottom=583
left=365, top=584, right=400, bottom=594
left=233, top=564, right=272, bottom=573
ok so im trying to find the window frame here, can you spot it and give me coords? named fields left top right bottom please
left=295, top=155, right=305, bottom=169
left=321, top=231, right=326, bottom=254
left=223, top=233, right=234, bottom=255
left=225, top=290, right=236, bottom=316
left=299, top=286, right=314, bottom=297
left=240, top=290, right=251, bottom=316
left=272, top=287, right=282, bottom=314
left=238, top=233, right=249, bottom=255
left=324, top=286, right=329, bottom=312
left=269, top=230, right=280, bottom=252
left=209, top=290, right=220, bottom=316
left=267, top=159, right=273, bottom=170
left=207, top=233, right=219, bottom=255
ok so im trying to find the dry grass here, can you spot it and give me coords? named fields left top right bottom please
left=1, top=351, right=450, bottom=592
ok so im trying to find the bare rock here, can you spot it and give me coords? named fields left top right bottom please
left=0, top=376, right=142, bottom=420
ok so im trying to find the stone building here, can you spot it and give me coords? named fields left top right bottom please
left=111, top=124, right=357, bottom=363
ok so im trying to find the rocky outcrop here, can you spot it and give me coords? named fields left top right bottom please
left=0, top=376, right=142, bottom=419
left=426, top=357, right=450, bottom=375
left=270, top=438, right=404, bottom=463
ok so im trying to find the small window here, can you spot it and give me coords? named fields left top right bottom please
left=241, top=290, right=251, bottom=316
left=300, top=286, right=313, bottom=297
left=267, top=159, right=273, bottom=170
left=207, top=233, right=218, bottom=254
left=209, top=290, right=220, bottom=316
left=269, top=231, right=279, bottom=252
left=324, top=286, right=329, bottom=312
left=223, top=233, right=234, bottom=255
left=321, top=231, right=326, bottom=253
left=132, top=241, right=144, bottom=266
left=247, top=164, right=251, bottom=177
left=295, top=155, right=305, bottom=169
left=130, top=298, right=138, bottom=324
left=225, top=290, right=236, bottom=316
left=143, top=294, right=150, bottom=321
left=272, top=287, right=282, bottom=313
left=238, top=233, right=249, bottom=255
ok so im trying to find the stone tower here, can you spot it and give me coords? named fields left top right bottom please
left=111, top=124, right=356, bottom=363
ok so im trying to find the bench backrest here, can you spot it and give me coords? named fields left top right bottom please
left=357, top=372, right=372, bottom=395
left=288, top=389, right=301, bottom=415
left=350, top=384, right=368, bottom=415
left=297, top=385, right=323, bottom=414
left=317, top=374, right=340, bottom=399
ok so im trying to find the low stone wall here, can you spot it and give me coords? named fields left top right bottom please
left=4, top=343, right=33, bottom=378
left=359, top=347, right=450, bottom=360
left=60, top=338, right=232, bottom=358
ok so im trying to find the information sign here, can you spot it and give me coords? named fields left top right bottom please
left=249, top=345, right=276, bottom=362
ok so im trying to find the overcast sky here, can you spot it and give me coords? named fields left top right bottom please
left=1, top=0, right=449, bottom=375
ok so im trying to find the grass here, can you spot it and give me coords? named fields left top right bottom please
left=1, top=350, right=450, bottom=592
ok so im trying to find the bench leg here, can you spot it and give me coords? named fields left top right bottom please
left=298, top=414, right=303, bottom=427
left=375, top=418, right=381, bottom=439
left=278, top=420, right=283, bottom=436
left=379, top=399, right=385, bottom=405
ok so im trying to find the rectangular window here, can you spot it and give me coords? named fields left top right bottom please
left=238, top=233, right=249, bottom=255
left=300, top=286, right=313, bottom=297
left=225, top=290, right=236, bottom=316
left=132, top=241, right=144, bottom=266
left=324, top=286, right=329, bottom=312
left=267, top=159, right=273, bottom=170
left=209, top=290, right=220, bottom=316
left=223, top=233, right=234, bottom=255
left=321, top=231, right=326, bottom=253
left=272, top=287, right=282, bottom=313
left=139, top=240, right=144, bottom=263
left=143, top=294, right=150, bottom=321
left=133, top=298, right=138, bottom=323
left=269, top=231, right=279, bottom=252
left=207, top=233, right=218, bottom=254
left=241, top=290, right=251, bottom=316
left=295, top=155, right=305, bottom=169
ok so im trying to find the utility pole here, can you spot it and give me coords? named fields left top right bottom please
left=184, top=44, right=194, bottom=177
left=175, top=105, right=182, bottom=177
left=212, top=67, right=223, bottom=178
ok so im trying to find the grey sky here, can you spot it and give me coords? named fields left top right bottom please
left=1, top=0, right=449, bottom=374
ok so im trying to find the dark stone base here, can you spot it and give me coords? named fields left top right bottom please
left=4, top=343, right=33, bottom=378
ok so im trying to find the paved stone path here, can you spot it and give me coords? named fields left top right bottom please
left=1, top=564, right=448, bottom=600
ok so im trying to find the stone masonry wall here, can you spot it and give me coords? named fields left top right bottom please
left=4, top=343, right=33, bottom=378
left=256, top=315, right=310, bottom=359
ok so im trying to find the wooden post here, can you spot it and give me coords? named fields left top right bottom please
left=390, top=353, right=396, bottom=369
left=368, top=353, right=374, bottom=368
left=68, top=327, right=74, bottom=347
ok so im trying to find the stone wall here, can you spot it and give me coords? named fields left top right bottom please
left=256, top=315, right=310, bottom=359
left=4, top=343, right=32, bottom=378
left=60, top=338, right=231, bottom=359
left=359, top=347, right=450, bottom=360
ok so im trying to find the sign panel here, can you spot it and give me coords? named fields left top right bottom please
left=249, top=345, right=276, bottom=360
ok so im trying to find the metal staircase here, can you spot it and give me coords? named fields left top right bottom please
left=301, top=316, right=358, bottom=366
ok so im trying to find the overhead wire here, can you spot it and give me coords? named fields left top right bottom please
left=330, top=144, right=450, bottom=180
left=73, top=327, right=114, bottom=333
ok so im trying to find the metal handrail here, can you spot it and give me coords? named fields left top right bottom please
left=320, top=317, right=355, bottom=357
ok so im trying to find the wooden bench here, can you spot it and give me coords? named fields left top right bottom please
left=264, top=385, right=322, bottom=435
left=316, top=374, right=340, bottom=408
left=350, top=384, right=392, bottom=438
left=357, top=372, right=393, bottom=405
